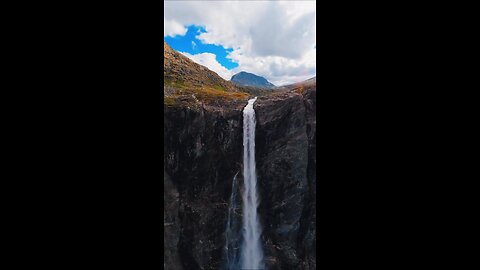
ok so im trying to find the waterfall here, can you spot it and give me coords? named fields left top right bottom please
left=224, top=171, right=240, bottom=269
left=240, top=97, right=264, bottom=270
left=223, top=97, right=264, bottom=270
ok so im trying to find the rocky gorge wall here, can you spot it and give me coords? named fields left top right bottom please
left=164, top=87, right=316, bottom=270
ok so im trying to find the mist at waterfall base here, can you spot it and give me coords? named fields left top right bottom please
left=224, top=97, right=264, bottom=270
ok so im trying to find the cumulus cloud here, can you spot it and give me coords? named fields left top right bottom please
left=164, top=18, right=187, bottom=37
left=164, top=1, right=316, bottom=86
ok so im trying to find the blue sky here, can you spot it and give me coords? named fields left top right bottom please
left=165, top=25, right=238, bottom=70
left=164, top=1, right=316, bottom=85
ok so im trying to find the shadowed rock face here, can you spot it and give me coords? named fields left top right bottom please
left=301, top=84, right=317, bottom=270
left=253, top=85, right=316, bottom=269
left=164, top=105, right=244, bottom=270
left=164, top=81, right=316, bottom=269
left=255, top=91, right=309, bottom=269
left=164, top=169, right=182, bottom=270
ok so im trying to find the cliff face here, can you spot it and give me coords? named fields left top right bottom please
left=164, top=104, right=245, bottom=270
left=255, top=88, right=316, bottom=269
left=164, top=84, right=316, bottom=269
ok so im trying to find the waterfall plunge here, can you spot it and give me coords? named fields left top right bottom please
left=224, top=172, right=239, bottom=269
left=224, top=97, right=264, bottom=270
left=240, top=97, right=264, bottom=269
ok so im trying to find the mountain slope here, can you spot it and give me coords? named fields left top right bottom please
left=164, top=41, right=238, bottom=92
left=276, top=76, right=316, bottom=93
left=230, top=71, right=275, bottom=89
left=164, top=41, right=251, bottom=108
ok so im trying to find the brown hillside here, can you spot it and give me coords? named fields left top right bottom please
left=164, top=41, right=237, bottom=92
left=276, top=77, right=316, bottom=94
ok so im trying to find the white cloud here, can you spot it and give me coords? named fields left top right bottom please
left=164, top=1, right=316, bottom=86
left=164, top=18, right=187, bottom=37
left=180, top=52, right=234, bottom=81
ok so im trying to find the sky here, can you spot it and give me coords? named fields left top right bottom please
left=164, top=0, right=316, bottom=86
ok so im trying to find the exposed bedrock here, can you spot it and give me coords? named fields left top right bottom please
left=164, top=87, right=316, bottom=269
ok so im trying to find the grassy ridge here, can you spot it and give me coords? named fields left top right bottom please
left=164, top=79, right=249, bottom=108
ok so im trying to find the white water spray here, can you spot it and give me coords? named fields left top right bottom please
left=224, top=172, right=239, bottom=269
left=240, top=97, right=264, bottom=269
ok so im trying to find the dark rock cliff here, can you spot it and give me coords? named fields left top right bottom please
left=164, top=86, right=316, bottom=269
left=255, top=88, right=316, bottom=270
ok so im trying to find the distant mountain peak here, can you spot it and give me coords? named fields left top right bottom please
left=230, top=71, right=275, bottom=89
